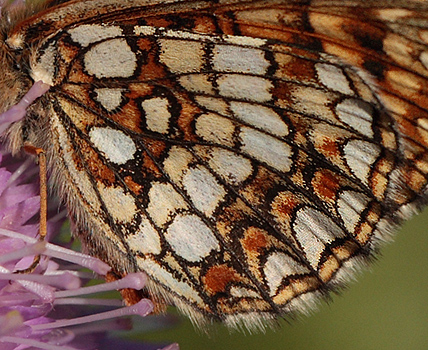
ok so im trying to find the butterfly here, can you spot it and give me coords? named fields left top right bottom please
left=1, top=0, right=428, bottom=331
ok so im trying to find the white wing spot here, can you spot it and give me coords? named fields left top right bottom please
left=230, top=101, right=289, bottom=136
left=213, top=45, right=269, bottom=74
left=230, top=286, right=260, bottom=298
left=128, top=217, right=162, bottom=255
left=94, top=88, right=124, bottom=111
left=293, top=207, right=345, bottom=268
left=89, top=127, right=136, bottom=164
left=240, top=127, right=292, bottom=172
left=139, top=258, right=204, bottom=304
left=133, top=25, right=156, bottom=36
left=84, top=38, right=137, bottom=78
left=337, top=191, right=370, bottom=232
left=217, top=74, right=273, bottom=102
left=159, top=39, right=204, bottom=73
left=194, top=96, right=229, bottom=115
left=97, top=184, right=137, bottom=223
left=163, top=146, right=194, bottom=184
left=147, top=182, right=188, bottom=226
left=68, top=24, right=123, bottom=47
left=207, top=148, right=253, bottom=185
left=142, top=97, right=171, bottom=134
left=336, top=98, right=374, bottom=137
left=179, top=74, right=215, bottom=94
left=183, top=166, right=226, bottom=216
left=223, top=35, right=266, bottom=47
left=315, top=62, right=353, bottom=95
left=195, top=113, right=235, bottom=147
left=264, top=252, right=310, bottom=296
left=344, top=139, right=380, bottom=185
left=165, top=214, right=220, bottom=262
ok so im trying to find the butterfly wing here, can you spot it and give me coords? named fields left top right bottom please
left=5, top=0, right=428, bottom=330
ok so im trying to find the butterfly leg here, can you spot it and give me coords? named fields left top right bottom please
left=11, top=82, right=50, bottom=274
left=14, top=145, right=48, bottom=274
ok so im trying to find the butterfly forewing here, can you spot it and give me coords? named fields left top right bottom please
left=2, top=0, right=428, bottom=330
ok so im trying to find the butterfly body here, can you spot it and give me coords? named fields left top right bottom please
left=1, top=0, right=428, bottom=331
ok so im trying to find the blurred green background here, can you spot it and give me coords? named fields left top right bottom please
left=139, top=206, right=428, bottom=350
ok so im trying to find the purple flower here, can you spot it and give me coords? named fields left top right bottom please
left=0, top=82, right=179, bottom=350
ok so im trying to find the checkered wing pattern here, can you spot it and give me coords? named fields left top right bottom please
left=2, top=0, right=428, bottom=330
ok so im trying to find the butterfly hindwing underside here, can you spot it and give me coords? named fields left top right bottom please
left=1, top=0, right=428, bottom=330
